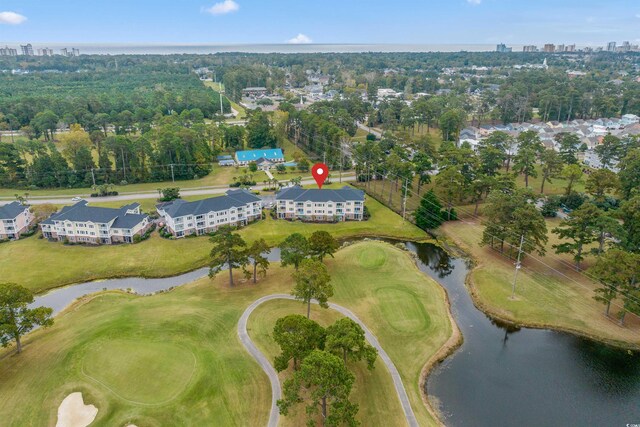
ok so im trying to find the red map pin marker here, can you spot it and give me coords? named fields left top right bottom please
left=311, top=163, right=329, bottom=189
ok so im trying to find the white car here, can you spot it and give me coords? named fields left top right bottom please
left=71, top=197, right=83, bottom=202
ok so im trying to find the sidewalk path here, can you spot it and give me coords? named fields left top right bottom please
left=237, top=293, right=419, bottom=427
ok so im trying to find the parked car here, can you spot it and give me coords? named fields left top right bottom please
left=71, top=197, right=83, bottom=202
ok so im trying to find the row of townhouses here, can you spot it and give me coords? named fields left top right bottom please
left=0, top=201, right=34, bottom=240
left=156, top=189, right=262, bottom=237
left=40, top=201, right=152, bottom=244
left=0, top=185, right=366, bottom=244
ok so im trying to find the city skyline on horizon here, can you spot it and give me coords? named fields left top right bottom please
left=0, top=0, right=638, bottom=46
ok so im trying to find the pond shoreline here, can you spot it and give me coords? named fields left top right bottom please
left=30, top=232, right=436, bottom=296
left=437, top=233, right=640, bottom=351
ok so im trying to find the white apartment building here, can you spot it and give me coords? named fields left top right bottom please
left=40, top=200, right=151, bottom=244
left=276, top=186, right=365, bottom=222
left=156, top=189, right=262, bottom=238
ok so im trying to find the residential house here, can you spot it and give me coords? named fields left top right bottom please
left=621, top=114, right=640, bottom=126
left=0, top=202, right=34, bottom=240
left=40, top=201, right=151, bottom=244
left=276, top=186, right=365, bottom=222
left=235, top=149, right=285, bottom=166
left=156, top=189, right=262, bottom=238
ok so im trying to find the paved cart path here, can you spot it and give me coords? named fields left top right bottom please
left=237, top=293, right=419, bottom=427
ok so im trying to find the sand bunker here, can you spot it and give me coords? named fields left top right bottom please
left=56, top=392, right=98, bottom=427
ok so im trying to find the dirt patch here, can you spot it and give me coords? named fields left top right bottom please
left=56, top=392, right=98, bottom=427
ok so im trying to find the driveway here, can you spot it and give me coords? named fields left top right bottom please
left=237, top=294, right=419, bottom=427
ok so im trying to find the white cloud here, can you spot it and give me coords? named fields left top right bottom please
left=635, top=13, right=640, bottom=18
left=287, top=33, right=312, bottom=44
left=467, top=0, right=481, bottom=4
left=205, top=0, right=239, bottom=15
left=0, top=11, right=27, bottom=25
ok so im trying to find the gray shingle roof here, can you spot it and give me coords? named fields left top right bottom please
left=0, top=201, right=27, bottom=220
left=42, top=200, right=147, bottom=227
left=158, top=189, right=261, bottom=218
left=276, top=186, right=365, bottom=202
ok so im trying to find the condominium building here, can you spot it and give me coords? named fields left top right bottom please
left=20, top=44, right=34, bottom=56
left=156, top=189, right=262, bottom=238
left=276, top=186, right=365, bottom=222
left=40, top=201, right=151, bottom=244
left=0, top=46, right=18, bottom=56
left=0, top=202, right=34, bottom=240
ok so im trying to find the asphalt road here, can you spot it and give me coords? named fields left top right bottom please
left=0, top=175, right=356, bottom=206
left=237, top=293, right=419, bottom=427
left=356, top=121, right=383, bottom=139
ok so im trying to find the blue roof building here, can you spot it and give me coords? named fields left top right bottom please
left=235, top=148, right=284, bottom=165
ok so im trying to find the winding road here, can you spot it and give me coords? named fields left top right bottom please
left=237, top=294, right=419, bottom=427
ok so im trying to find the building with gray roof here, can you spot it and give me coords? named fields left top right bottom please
left=156, top=189, right=262, bottom=238
left=276, top=185, right=365, bottom=222
left=0, top=201, right=34, bottom=240
left=40, top=200, right=151, bottom=244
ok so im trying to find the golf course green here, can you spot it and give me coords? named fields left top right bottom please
left=0, top=241, right=453, bottom=426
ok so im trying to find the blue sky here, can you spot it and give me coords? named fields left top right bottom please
left=0, top=0, right=638, bottom=46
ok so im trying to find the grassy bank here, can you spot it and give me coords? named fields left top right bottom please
left=0, top=196, right=426, bottom=293
left=0, top=241, right=452, bottom=426
left=440, top=220, right=640, bottom=348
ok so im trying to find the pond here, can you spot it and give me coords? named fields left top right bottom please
left=409, top=241, right=640, bottom=427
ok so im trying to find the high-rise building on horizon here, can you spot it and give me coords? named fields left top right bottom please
left=20, top=43, right=34, bottom=56
left=607, top=41, right=617, bottom=52
left=0, top=46, right=18, bottom=56
left=543, top=44, right=555, bottom=53
left=522, top=45, right=538, bottom=52
left=496, top=43, right=512, bottom=53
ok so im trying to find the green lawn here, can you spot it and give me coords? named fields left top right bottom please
left=441, top=220, right=640, bottom=348
left=0, top=194, right=427, bottom=293
left=0, top=241, right=452, bottom=426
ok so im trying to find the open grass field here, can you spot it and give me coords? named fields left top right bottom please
left=0, top=194, right=427, bottom=293
left=440, top=220, right=640, bottom=348
left=0, top=241, right=452, bottom=426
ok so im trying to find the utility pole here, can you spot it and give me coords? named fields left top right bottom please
left=339, top=143, right=344, bottom=183
left=170, top=164, right=175, bottom=183
left=402, top=178, right=409, bottom=221
left=121, top=147, right=126, bottom=180
left=510, top=235, right=525, bottom=299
